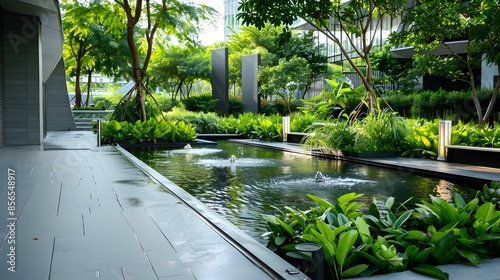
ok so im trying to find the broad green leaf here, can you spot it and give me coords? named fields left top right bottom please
left=336, top=230, right=358, bottom=269
left=415, top=247, right=435, bottom=263
left=356, top=216, right=372, bottom=243
left=275, top=236, right=286, bottom=246
left=457, top=249, right=481, bottom=266
left=394, top=210, right=413, bottom=229
left=411, top=264, right=449, bottom=280
left=385, top=197, right=395, bottom=211
left=475, top=203, right=499, bottom=224
left=454, top=193, right=466, bottom=208
left=338, top=192, right=363, bottom=205
left=276, top=218, right=296, bottom=236
left=341, top=264, right=369, bottom=278
left=307, top=194, right=334, bottom=210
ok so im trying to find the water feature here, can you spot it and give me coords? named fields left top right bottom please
left=130, top=141, right=478, bottom=244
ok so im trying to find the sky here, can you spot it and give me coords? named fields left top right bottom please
left=197, top=0, right=225, bottom=45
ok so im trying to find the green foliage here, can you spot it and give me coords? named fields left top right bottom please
left=111, top=99, right=161, bottom=123
left=303, top=120, right=354, bottom=152
left=228, top=97, right=245, bottom=116
left=260, top=99, right=302, bottom=116
left=164, top=108, right=223, bottom=134
left=350, top=112, right=409, bottom=153
left=290, top=113, right=320, bottom=133
left=371, top=45, right=418, bottom=90
left=403, top=119, right=500, bottom=159
left=263, top=187, right=500, bottom=279
left=182, top=93, right=217, bottom=113
left=252, top=114, right=283, bottom=141
left=100, top=118, right=196, bottom=144
left=301, top=74, right=366, bottom=120
left=476, top=182, right=500, bottom=210
left=402, top=119, right=439, bottom=159
left=384, top=89, right=500, bottom=123
left=149, top=45, right=211, bottom=100
left=258, top=56, right=312, bottom=114
left=388, top=0, right=500, bottom=124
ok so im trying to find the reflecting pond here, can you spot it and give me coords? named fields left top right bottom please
left=130, top=141, right=478, bottom=244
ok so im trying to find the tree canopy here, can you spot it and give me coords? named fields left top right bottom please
left=389, top=0, right=500, bottom=124
left=237, top=0, right=407, bottom=112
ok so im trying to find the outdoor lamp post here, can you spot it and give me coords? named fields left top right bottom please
left=437, top=120, right=452, bottom=161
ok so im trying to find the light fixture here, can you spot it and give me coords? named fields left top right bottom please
left=437, top=120, right=452, bottom=161
left=282, top=116, right=290, bottom=142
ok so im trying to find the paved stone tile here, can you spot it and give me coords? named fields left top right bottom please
left=0, top=132, right=311, bottom=280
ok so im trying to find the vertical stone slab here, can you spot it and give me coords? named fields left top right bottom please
left=242, top=54, right=260, bottom=113
left=211, top=48, right=229, bottom=116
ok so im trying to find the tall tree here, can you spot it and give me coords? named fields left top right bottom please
left=237, top=0, right=407, bottom=113
left=389, top=0, right=500, bottom=124
left=150, top=44, right=211, bottom=100
left=61, top=0, right=124, bottom=107
left=258, top=56, right=312, bottom=114
left=226, top=24, right=327, bottom=98
left=100, top=0, right=216, bottom=121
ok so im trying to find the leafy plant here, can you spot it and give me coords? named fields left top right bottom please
left=300, top=74, right=365, bottom=120
left=262, top=187, right=500, bottom=280
left=402, top=119, right=439, bottom=159
left=476, top=181, right=500, bottom=210
left=100, top=118, right=196, bottom=144
left=349, top=111, right=409, bottom=153
left=290, top=113, right=320, bottom=133
left=252, top=114, right=283, bottom=141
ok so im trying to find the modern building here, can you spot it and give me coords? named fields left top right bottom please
left=225, top=1, right=498, bottom=92
left=0, top=0, right=75, bottom=147
left=223, top=0, right=241, bottom=40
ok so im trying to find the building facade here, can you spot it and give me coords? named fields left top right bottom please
left=223, top=0, right=241, bottom=41
left=0, top=0, right=74, bottom=147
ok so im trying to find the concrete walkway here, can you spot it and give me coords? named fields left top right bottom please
left=0, top=132, right=307, bottom=280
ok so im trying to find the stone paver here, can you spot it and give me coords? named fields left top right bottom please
left=0, top=132, right=307, bottom=280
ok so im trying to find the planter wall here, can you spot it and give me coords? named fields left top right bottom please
left=447, top=145, right=500, bottom=168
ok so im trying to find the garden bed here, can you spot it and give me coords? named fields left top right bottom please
left=447, top=145, right=500, bottom=168
left=114, top=139, right=216, bottom=149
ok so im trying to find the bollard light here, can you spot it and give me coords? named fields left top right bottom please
left=97, top=119, right=101, bottom=147
left=296, top=243, right=323, bottom=280
left=282, top=116, right=290, bottom=142
left=437, top=120, right=452, bottom=161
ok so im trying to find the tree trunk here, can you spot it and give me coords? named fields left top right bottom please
left=85, top=68, right=92, bottom=107
left=481, top=64, right=500, bottom=124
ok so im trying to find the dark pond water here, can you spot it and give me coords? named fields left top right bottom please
left=131, top=141, right=478, bottom=244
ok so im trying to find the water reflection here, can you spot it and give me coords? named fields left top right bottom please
left=131, top=141, right=478, bottom=244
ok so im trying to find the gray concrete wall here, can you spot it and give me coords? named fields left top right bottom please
left=211, top=47, right=229, bottom=116
left=46, top=58, right=75, bottom=131
left=3, top=12, right=40, bottom=145
left=241, top=54, right=260, bottom=113
left=0, top=10, right=4, bottom=147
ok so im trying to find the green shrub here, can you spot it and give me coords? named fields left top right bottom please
left=182, top=93, right=217, bottom=113
left=164, top=108, right=223, bottom=134
left=290, top=113, right=320, bottom=133
left=229, top=97, right=245, bottom=116
left=263, top=185, right=500, bottom=280
left=303, top=120, right=354, bottom=151
left=100, top=118, right=196, bottom=144
left=349, top=111, right=409, bottom=153
left=111, top=99, right=161, bottom=122
left=260, top=99, right=302, bottom=115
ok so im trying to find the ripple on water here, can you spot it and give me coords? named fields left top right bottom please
left=167, top=148, right=223, bottom=156
left=269, top=176, right=376, bottom=188
left=195, top=158, right=276, bottom=168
